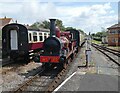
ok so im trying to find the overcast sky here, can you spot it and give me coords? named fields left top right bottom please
left=0, top=0, right=119, bottom=34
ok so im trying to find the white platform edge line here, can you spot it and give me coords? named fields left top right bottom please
left=53, top=71, right=76, bottom=92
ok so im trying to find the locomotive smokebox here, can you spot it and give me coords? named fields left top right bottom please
left=50, top=19, right=56, bottom=37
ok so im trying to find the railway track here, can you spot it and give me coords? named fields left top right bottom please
left=92, top=43, right=120, bottom=66
left=11, top=59, right=72, bottom=92
left=4, top=44, right=82, bottom=92
left=12, top=67, right=46, bottom=92
left=93, top=43, right=120, bottom=57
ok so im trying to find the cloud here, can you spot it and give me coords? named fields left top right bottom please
left=0, top=3, right=22, bottom=15
left=0, top=0, right=120, bottom=2
left=0, top=1, right=118, bottom=34
left=0, top=1, right=58, bottom=24
left=56, top=2, right=118, bottom=34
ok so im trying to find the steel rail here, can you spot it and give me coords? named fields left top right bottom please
left=92, top=43, right=120, bottom=66
left=12, top=68, right=45, bottom=93
left=92, top=43, right=120, bottom=57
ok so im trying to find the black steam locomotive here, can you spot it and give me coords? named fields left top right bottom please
left=34, top=19, right=85, bottom=68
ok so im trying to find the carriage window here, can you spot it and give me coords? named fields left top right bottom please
left=29, top=33, right=32, bottom=41
left=33, top=32, right=37, bottom=42
left=44, top=33, right=47, bottom=40
left=39, top=33, right=43, bottom=41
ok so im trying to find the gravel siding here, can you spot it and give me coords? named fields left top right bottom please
left=1, top=62, right=42, bottom=91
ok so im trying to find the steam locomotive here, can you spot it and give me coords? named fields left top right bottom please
left=34, top=19, right=85, bottom=68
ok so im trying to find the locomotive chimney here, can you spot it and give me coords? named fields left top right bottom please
left=50, top=19, right=56, bottom=37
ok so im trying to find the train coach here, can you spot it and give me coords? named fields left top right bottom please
left=28, top=27, right=50, bottom=51
left=2, top=23, right=50, bottom=62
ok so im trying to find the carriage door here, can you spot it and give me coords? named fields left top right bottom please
left=10, top=30, right=18, bottom=50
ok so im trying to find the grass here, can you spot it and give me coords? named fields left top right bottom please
left=92, top=39, right=120, bottom=51
left=107, top=46, right=120, bottom=51
left=92, top=40, right=101, bottom=44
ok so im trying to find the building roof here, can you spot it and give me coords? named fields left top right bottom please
left=0, top=17, right=12, bottom=29
left=107, top=23, right=120, bottom=29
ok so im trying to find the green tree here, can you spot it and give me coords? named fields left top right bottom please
left=79, top=29, right=84, bottom=34
left=30, top=19, right=65, bottom=31
left=56, top=19, right=65, bottom=31
left=96, top=32, right=103, bottom=38
left=91, top=27, right=108, bottom=41
left=30, top=22, right=40, bottom=29
left=30, top=19, right=86, bottom=34
left=91, top=33, right=95, bottom=37
left=39, top=20, right=50, bottom=29
left=101, top=27, right=108, bottom=37
left=65, top=27, right=76, bottom=30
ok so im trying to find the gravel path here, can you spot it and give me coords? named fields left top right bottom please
left=1, top=61, right=42, bottom=91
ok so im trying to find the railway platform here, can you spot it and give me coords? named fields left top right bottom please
left=53, top=43, right=119, bottom=92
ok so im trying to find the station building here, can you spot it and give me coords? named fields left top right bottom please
left=0, top=16, right=13, bottom=29
left=107, top=23, right=120, bottom=46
